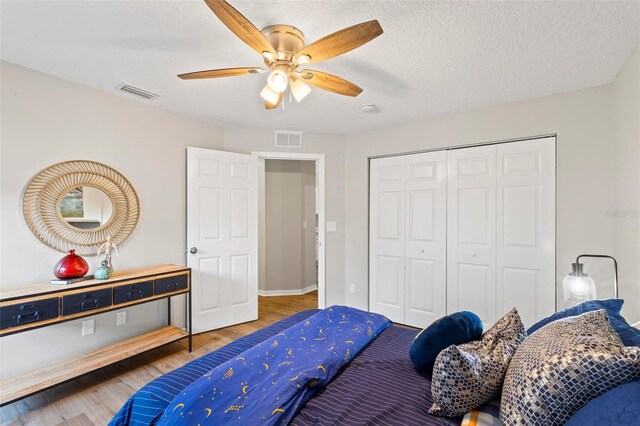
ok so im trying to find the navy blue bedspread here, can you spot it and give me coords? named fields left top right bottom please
left=292, top=324, right=459, bottom=426
left=158, top=307, right=391, bottom=425
left=111, top=310, right=459, bottom=426
left=110, top=310, right=320, bottom=426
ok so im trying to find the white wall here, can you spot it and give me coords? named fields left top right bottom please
left=264, top=160, right=316, bottom=293
left=223, top=129, right=345, bottom=306
left=265, top=160, right=303, bottom=292
left=344, top=84, right=622, bottom=316
left=0, top=61, right=223, bottom=378
left=612, top=44, right=640, bottom=322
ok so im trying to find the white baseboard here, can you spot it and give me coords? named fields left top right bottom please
left=258, top=284, right=317, bottom=297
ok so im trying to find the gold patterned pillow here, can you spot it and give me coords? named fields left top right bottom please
left=429, top=308, right=526, bottom=417
left=500, top=309, right=640, bottom=426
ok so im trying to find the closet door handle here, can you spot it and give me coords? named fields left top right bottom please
left=419, top=249, right=425, bottom=254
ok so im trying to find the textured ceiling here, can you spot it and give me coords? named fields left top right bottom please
left=1, top=1, right=639, bottom=134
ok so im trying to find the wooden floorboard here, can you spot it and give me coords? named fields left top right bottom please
left=0, top=292, right=318, bottom=426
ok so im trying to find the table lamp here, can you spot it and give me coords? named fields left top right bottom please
left=563, top=254, right=618, bottom=305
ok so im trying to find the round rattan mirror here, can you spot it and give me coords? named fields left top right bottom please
left=22, top=160, right=140, bottom=255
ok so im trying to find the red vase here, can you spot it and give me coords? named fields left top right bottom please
left=53, top=249, right=89, bottom=279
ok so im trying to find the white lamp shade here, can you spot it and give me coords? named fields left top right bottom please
left=260, top=85, right=280, bottom=105
left=267, top=70, right=288, bottom=93
left=291, top=79, right=311, bottom=102
left=563, top=274, right=596, bottom=304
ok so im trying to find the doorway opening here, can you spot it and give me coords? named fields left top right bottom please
left=254, top=152, right=325, bottom=319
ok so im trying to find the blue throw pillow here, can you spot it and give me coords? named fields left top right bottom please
left=527, top=299, right=640, bottom=347
left=409, top=311, right=483, bottom=373
left=565, top=379, right=640, bottom=426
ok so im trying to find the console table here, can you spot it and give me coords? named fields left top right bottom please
left=0, top=264, right=191, bottom=406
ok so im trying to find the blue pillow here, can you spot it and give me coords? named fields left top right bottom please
left=409, top=311, right=482, bottom=373
left=527, top=299, right=640, bottom=346
left=565, top=379, right=640, bottom=426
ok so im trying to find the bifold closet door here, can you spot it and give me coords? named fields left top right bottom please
left=447, top=145, right=497, bottom=326
left=369, top=152, right=447, bottom=327
left=404, top=152, right=447, bottom=327
left=496, top=137, right=555, bottom=327
left=447, top=137, right=556, bottom=328
left=369, top=156, right=405, bottom=323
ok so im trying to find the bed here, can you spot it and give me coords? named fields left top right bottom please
left=111, top=306, right=640, bottom=426
left=111, top=309, right=460, bottom=426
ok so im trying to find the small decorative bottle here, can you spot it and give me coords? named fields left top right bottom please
left=95, top=260, right=113, bottom=280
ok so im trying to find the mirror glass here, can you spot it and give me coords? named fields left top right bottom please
left=59, top=186, right=113, bottom=230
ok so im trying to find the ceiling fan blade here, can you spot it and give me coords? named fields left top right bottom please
left=178, top=67, right=264, bottom=80
left=295, top=20, right=383, bottom=65
left=204, top=0, right=276, bottom=56
left=264, top=92, right=283, bottom=110
left=301, top=70, right=363, bottom=97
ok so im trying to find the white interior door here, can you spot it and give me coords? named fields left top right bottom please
left=187, top=147, right=258, bottom=333
left=496, top=137, right=556, bottom=328
left=447, top=145, right=497, bottom=326
left=369, top=156, right=405, bottom=323
left=404, top=151, right=447, bottom=328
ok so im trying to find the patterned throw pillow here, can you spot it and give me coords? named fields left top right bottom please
left=527, top=298, right=640, bottom=346
left=429, top=308, right=526, bottom=417
left=500, top=309, right=640, bottom=426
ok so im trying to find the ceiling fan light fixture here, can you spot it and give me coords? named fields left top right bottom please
left=260, top=84, right=280, bottom=105
left=262, top=51, right=275, bottom=61
left=291, top=79, right=311, bottom=102
left=267, top=69, right=289, bottom=93
left=296, top=54, right=311, bottom=64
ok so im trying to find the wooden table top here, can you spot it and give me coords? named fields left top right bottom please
left=0, top=264, right=189, bottom=302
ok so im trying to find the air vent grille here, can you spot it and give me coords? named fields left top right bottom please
left=116, top=83, right=158, bottom=100
left=275, top=130, right=302, bottom=148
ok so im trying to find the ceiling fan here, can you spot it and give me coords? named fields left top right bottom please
left=179, top=0, right=383, bottom=109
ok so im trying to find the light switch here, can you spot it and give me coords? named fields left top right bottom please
left=326, top=222, right=337, bottom=232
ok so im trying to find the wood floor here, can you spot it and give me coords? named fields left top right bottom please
left=0, top=292, right=318, bottom=426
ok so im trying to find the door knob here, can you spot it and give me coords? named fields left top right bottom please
left=419, top=249, right=425, bottom=253
left=189, top=247, right=198, bottom=254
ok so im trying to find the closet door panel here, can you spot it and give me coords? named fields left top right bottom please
left=369, top=157, right=405, bottom=323
left=456, top=263, right=490, bottom=321
left=447, top=145, right=497, bottom=326
left=405, top=151, right=447, bottom=328
left=497, top=137, right=555, bottom=328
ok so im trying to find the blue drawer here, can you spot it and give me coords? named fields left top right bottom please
left=0, top=298, right=59, bottom=330
left=61, top=288, right=112, bottom=316
left=154, top=274, right=188, bottom=295
left=113, top=281, right=154, bottom=305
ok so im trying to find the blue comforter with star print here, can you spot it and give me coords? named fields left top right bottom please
left=157, top=306, right=390, bottom=426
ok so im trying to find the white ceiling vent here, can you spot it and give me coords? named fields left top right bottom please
left=116, top=83, right=158, bottom=100
left=275, top=130, right=303, bottom=148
